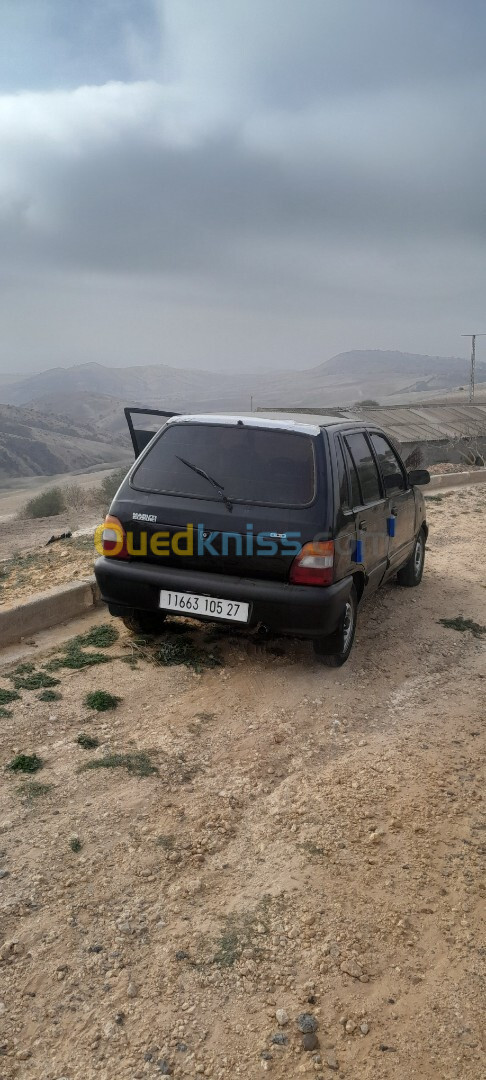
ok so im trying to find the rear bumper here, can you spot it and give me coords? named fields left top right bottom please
left=94, top=557, right=353, bottom=638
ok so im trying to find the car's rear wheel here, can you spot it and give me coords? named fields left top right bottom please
left=121, top=610, right=167, bottom=635
left=313, top=586, right=357, bottom=667
left=396, top=527, right=425, bottom=587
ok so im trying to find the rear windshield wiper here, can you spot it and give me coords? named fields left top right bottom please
left=176, top=456, right=233, bottom=512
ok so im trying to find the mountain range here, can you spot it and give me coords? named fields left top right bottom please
left=3, top=349, right=482, bottom=412
left=1, top=350, right=484, bottom=482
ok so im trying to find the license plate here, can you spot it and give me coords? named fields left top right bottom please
left=159, top=590, right=250, bottom=623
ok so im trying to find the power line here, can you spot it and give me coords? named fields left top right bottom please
left=461, top=333, right=486, bottom=403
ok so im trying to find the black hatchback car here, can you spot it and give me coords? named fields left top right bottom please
left=94, top=408, right=429, bottom=665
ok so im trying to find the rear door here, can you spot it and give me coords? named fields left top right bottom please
left=369, top=432, right=415, bottom=571
left=125, top=407, right=179, bottom=457
left=343, top=430, right=389, bottom=591
left=116, top=420, right=330, bottom=584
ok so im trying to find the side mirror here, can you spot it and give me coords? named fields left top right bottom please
left=407, top=468, right=430, bottom=486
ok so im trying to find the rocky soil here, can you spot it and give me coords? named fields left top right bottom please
left=0, top=536, right=97, bottom=607
left=0, top=486, right=484, bottom=1080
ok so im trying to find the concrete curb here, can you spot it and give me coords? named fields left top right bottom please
left=424, top=468, right=486, bottom=491
left=0, top=577, right=101, bottom=648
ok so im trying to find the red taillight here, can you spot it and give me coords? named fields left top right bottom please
left=289, top=540, right=334, bottom=586
left=100, top=515, right=129, bottom=559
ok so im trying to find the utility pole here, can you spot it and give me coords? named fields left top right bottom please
left=461, top=333, right=486, bottom=403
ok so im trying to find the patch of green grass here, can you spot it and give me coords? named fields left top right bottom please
left=425, top=494, right=444, bottom=503
left=37, top=689, right=62, bottom=702
left=213, top=904, right=270, bottom=968
left=213, top=924, right=241, bottom=967
left=154, top=635, right=221, bottom=673
left=79, top=750, right=157, bottom=777
left=75, top=624, right=119, bottom=649
left=69, top=836, right=82, bottom=853
left=125, top=630, right=222, bottom=673
left=76, top=733, right=100, bottom=750
left=0, top=707, right=12, bottom=719
left=84, top=690, right=121, bottom=712
left=0, top=688, right=20, bottom=705
left=45, top=643, right=112, bottom=672
left=120, top=624, right=222, bottom=674
left=11, top=662, right=35, bottom=674
left=44, top=624, right=118, bottom=673
left=7, top=753, right=43, bottom=774
left=10, top=671, right=60, bottom=691
left=439, top=616, right=486, bottom=639
left=18, top=780, right=52, bottom=802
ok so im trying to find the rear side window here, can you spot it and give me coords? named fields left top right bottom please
left=335, top=437, right=350, bottom=508
left=345, top=433, right=382, bottom=504
left=370, top=434, right=406, bottom=494
left=342, top=441, right=362, bottom=508
left=131, top=423, right=316, bottom=507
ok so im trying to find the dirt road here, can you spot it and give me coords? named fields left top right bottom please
left=0, top=487, right=484, bottom=1080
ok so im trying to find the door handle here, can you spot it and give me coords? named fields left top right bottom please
left=358, top=521, right=368, bottom=531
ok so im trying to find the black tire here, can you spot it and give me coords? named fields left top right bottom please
left=121, top=610, right=167, bottom=635
left=313, top=585, right=358, bottom=667
left=396, top=527, right=425, bottom=587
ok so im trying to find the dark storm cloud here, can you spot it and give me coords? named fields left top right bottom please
left=0, top=0, right=485, bottom=371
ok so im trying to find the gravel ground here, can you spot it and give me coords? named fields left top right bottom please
left=0, top=486, right=484, bottom=1080
left=0, top=536, right=97, bottom=608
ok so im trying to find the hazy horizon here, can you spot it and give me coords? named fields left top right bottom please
left=1, top=1, right=485, bottom=376
left=0, top=346, right=477, bottom=384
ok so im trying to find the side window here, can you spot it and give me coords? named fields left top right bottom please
left=335, top=437, right=350, bottom=508
left=342, top=441, right=362, bottom=508
left=370, top=434, right=406, bottom=494
left=345, top=432, right=382, bottom=505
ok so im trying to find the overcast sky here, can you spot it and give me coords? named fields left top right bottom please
left=0, top=0, right=485, bottom=375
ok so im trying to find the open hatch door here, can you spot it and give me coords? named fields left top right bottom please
left=124, top=407, right=180, bottom=458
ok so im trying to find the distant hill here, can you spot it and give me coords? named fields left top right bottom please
left=28, top=391, right=133, bottom=438
left=2, top=361, right=249, bottom=412
left=269, top=350, right=486, bottom=405
left=3, top=351, right=482, bottom=415
left=0, top=404, right=128, bottom=483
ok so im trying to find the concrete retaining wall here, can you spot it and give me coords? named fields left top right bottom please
left=0, top=577, right=101, bottom=648
left=425, top=468, right=486, bottom=490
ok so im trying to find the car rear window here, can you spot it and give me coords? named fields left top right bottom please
left=131, top=423, right=316, bottom=507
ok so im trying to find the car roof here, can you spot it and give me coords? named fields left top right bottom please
left=166, top=410, right=362, bottom=435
